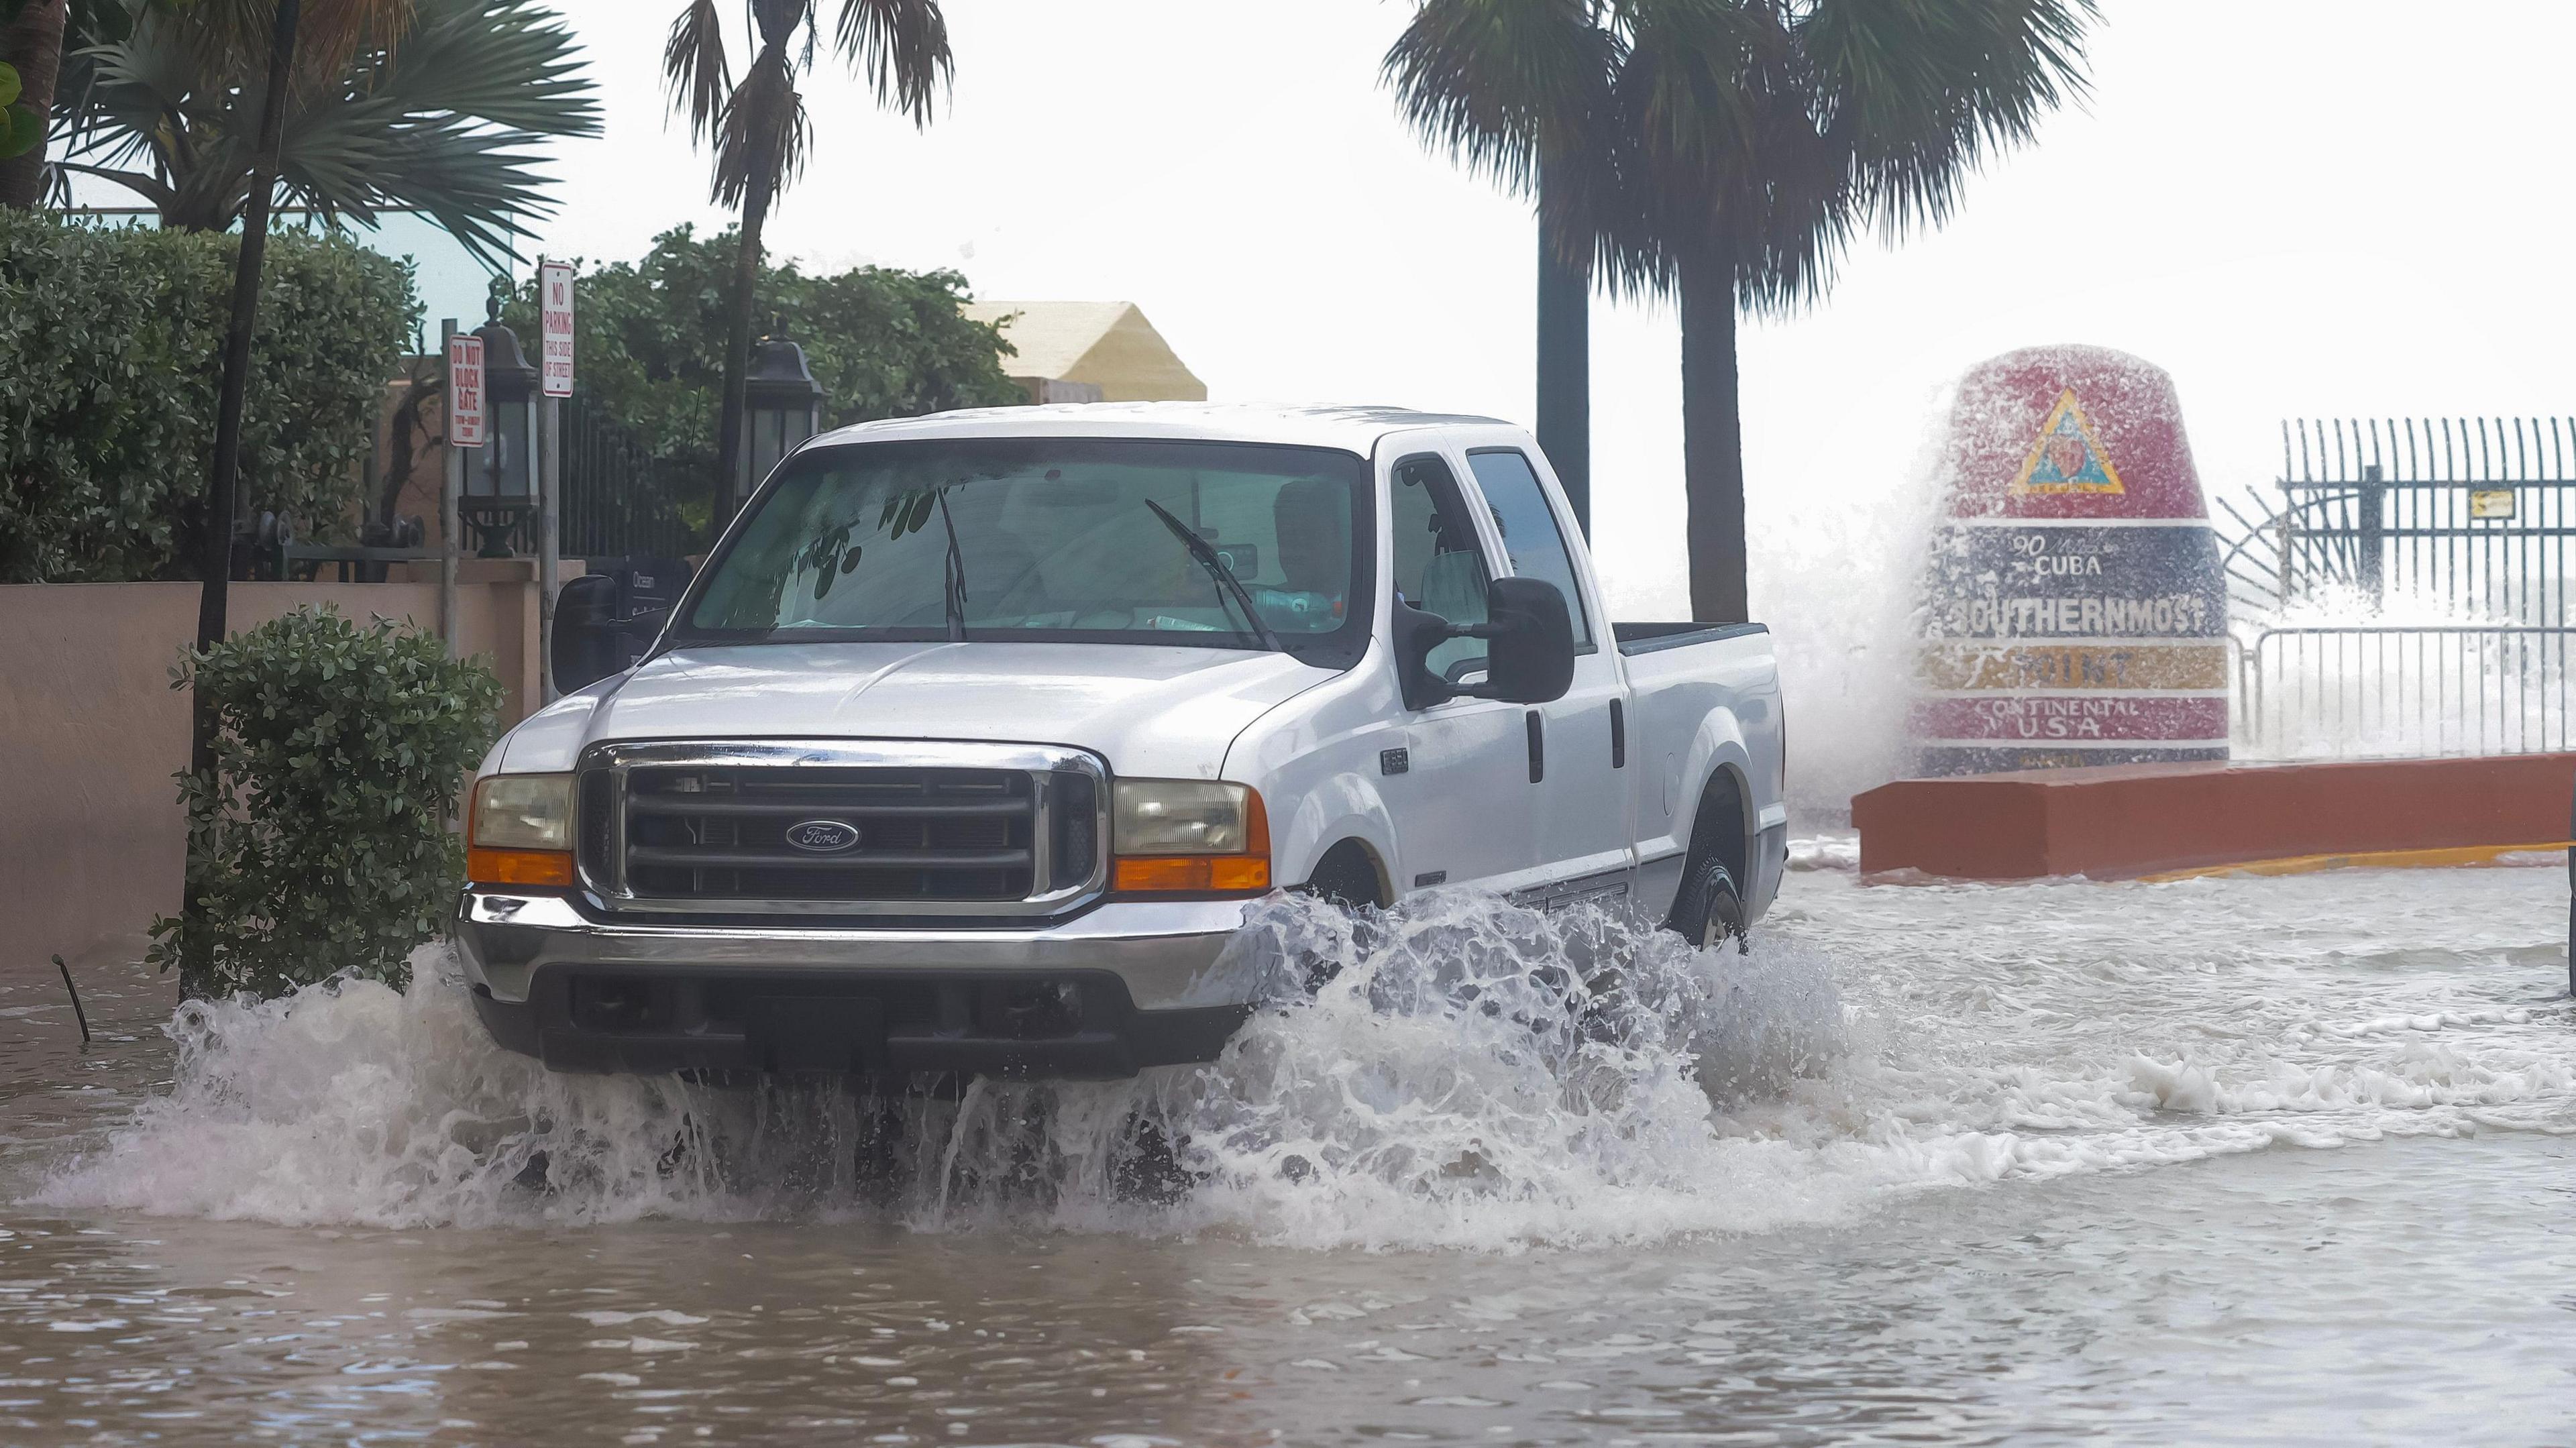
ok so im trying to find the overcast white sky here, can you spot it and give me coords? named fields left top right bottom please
left=453, top=0, right=2574, bottom=626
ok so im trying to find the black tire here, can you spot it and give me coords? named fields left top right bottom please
left=1302, top=847, right=1381, bottom=910
left=1668, top=858, right=1748, bottom=954
left=1293, top=846, right=1381, bottom=990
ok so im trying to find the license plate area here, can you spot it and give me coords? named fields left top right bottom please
left=743, top=995, right=888, bottom=1074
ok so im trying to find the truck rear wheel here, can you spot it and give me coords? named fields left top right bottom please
left=1669, top=858, right=1748, bottom=954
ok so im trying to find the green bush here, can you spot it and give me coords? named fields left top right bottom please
left=148, top=607, right=504, bottom=999
left=0, top=212, right=419, bottom=582
left=499, top=224, right=1024, bottom=520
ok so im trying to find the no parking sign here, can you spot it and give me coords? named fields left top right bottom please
left=539, top=260, right=575, bottom=398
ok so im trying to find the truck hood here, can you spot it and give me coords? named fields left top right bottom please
left=493, top=641, right=1334, bottom=779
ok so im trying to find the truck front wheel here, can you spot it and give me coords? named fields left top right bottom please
left=1300, top=843, right=1383, bottom=911
left=1669, top=858, right=1748, bottom=954
left=1291, top=843, right=1383, bottom=990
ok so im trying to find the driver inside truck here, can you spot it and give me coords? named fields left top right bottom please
left=1267, top=476, right=1351, bottom=628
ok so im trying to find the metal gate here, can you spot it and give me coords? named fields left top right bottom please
left=559, top=393, right=698, bottom=564
left=2219, top=416, right=2576, bottom=757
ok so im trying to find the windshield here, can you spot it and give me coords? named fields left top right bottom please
left=680, top=438, right=1373, bottom=663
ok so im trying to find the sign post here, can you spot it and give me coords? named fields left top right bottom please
left=537, top=261, right=575, bottom=700
left=441, top=325, right=484, bottom=659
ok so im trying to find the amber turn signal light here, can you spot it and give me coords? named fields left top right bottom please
left=1112, top=854, right=1273, bottom=893
left=466, top=846, right=576, bottom=889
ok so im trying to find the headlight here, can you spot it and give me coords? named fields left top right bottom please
left=468, top=773, right=575, bottom=887
left=1115, top=779, right=1257, bottom=854
left=1112, top=779, right=1271, bottom=894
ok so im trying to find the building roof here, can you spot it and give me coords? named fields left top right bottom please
left=959, top=300, right=1209, bottom=402
left=813, top=400, right=1515, bottom=455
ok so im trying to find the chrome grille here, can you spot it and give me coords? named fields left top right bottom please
left=579, top=742, right=1107, bottom=917
left=629, top=765, right=1034, bottom=901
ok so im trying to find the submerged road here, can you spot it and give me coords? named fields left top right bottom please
left=3, top=853, right=2571, bottom=1444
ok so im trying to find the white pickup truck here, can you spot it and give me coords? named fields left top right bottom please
left=456, top=404, right=1788, bottom=1079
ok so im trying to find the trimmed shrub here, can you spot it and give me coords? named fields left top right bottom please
left=148, top=607, right=504, bottom=999
left=0, top=212, right=420, bottom=582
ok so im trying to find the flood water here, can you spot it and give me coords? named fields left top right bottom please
left=4, top=852, right=2573, bottom=1445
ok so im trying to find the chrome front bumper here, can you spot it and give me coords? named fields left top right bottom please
left=452, top=890, right=1267, bottom=1078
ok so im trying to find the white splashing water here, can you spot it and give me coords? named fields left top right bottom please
left=2226, top=578, right=2576, bottom=760
left=32, top=892, right=1842, bottom=1246
left=1596, top=395, right=1947, bottom=826
left=32, top=870, right=2574, bottom=1249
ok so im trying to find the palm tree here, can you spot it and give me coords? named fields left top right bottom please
left=50, top=0, right=599, bottom=264
left=663, top=0, right=952, bottom=533
left=1389, top=0, right=2095, bottom=622
left=1385, top=0, right=1618, bottom=537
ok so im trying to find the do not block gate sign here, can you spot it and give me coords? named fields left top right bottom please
left=447, top=333, right=486, bottom=447
left=539, top=260, right=574, bottom=398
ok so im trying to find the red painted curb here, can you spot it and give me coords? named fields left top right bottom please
left=1850, top=753, right=2576, bottom=881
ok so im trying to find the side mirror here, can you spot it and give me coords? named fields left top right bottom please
left=552, top=573, right=625, bottom=693
left=1477, top=577, right=1576, bottom=704
left=553, top=559, right=696, bottom=694
left=1393, top=576, right=1576, bottom=710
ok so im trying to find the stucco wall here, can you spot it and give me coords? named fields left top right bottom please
left=1, top=569, right=560, bottom=977
left=1853, top=753, right=2576, bottom=880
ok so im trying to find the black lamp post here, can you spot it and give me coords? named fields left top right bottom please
left=739, top=335, right=825, bottom=510
left=462, top=297, right=541, bottom=558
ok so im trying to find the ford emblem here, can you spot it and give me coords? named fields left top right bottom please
left=785, top=818, right=862, bottom=853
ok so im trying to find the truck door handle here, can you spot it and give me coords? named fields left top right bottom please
left=1610, top=699, right=1625, bottom=769
left=1526, top=710, right=1544, bottom=783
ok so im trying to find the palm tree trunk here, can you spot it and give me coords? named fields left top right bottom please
left=182, top=0, right=300, bottom=998
left=1534, top=162, right=1591, bottom=537
left=712, top=89, right=782, bottom=539
left=0, top=0, right=67, bottom=207
left=712, top=206, right=762, bottom=537
left=1678, top=241, right=1748, bottom=624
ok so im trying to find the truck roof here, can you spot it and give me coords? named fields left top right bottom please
left=809, top=401, right=1516, bottom=455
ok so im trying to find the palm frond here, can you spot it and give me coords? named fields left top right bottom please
left=832, top=0, right=949, bottom=125
left=710, top=43, right=806, bottom=209
left=50, top=156, right=177, bottom=209
left=54, top=0, right=598, bottom=257
left=295, top=0, right=414, bottom=86
left=176, top=0, right=413, bottom=96
left=1805, top=0, right=2096, bottom=241
left=663, top=0, right=729, bottom=142
left=1382, top=0, right=1614, bottom=204
left=1583, top=0, right=2090, bottom=314
left=1587, top=0, right=1772, bottom=299
left=374, top=0, right=598, bottom=140
left=315, top=116, right=581, bottom=263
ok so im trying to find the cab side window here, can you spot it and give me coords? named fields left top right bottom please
left=1465, top=449, right=1593, bottom=650
left=1389, top=455, right=1491, bottom=683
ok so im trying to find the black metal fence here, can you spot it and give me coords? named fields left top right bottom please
left=559, top=394, right=698, bottom=563
left=2222, top=416, right=2576, bottom=622
left=2219, top=418, right=2576, bottom=759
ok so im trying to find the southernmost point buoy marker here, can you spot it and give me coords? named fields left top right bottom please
left=1912, top=345, right=2229, bottom=775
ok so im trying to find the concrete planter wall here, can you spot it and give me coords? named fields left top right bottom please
left=1, top=563, right=574, bottom=976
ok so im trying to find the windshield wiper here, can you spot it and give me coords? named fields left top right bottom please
left=933, top=486, right=969, bottom=643
left=1142, top=499, right=1284, bottom=652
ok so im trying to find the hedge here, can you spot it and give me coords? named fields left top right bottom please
left=148, top=606, right=504, bottom=999
left=0, top=212, right=419, bottom=582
